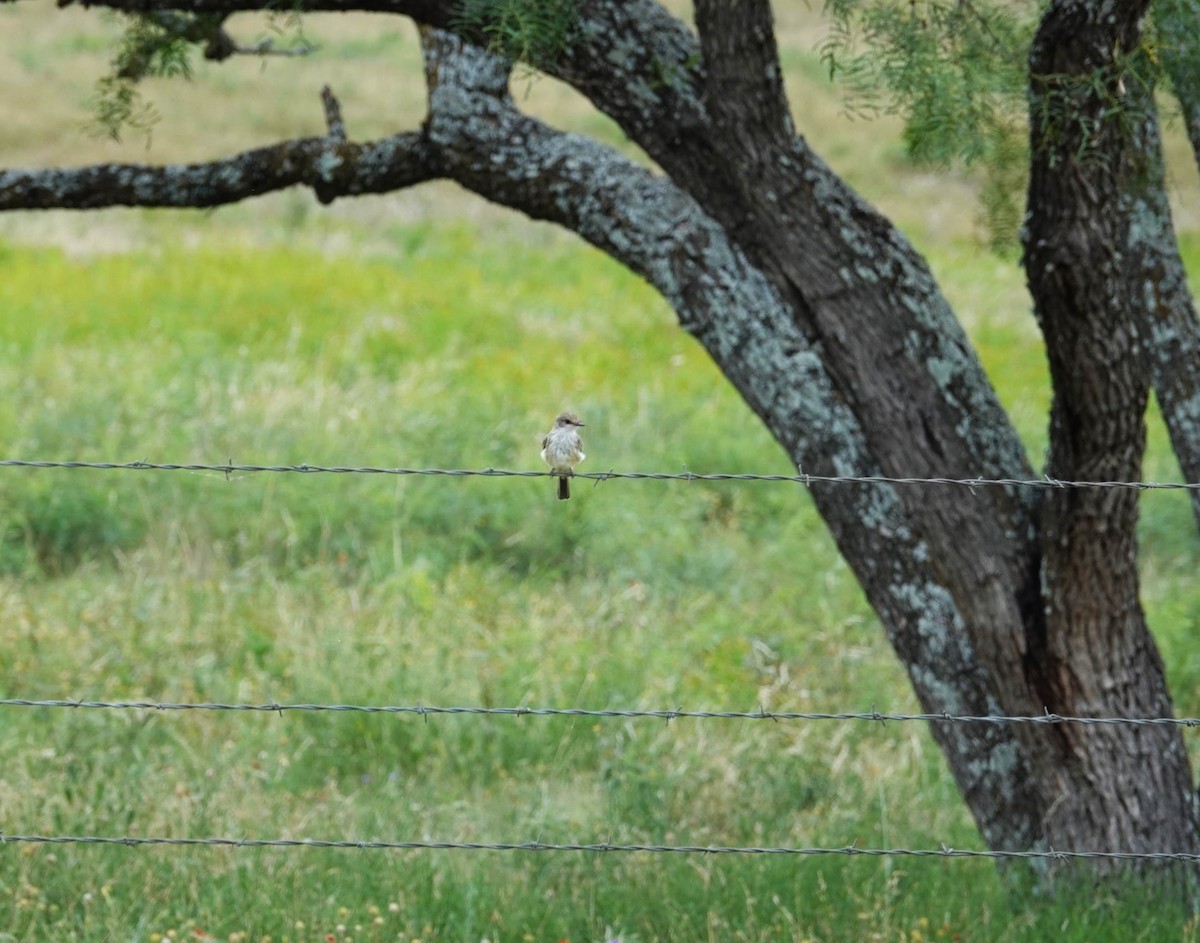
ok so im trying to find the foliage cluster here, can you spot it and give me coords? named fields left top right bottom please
left=821, top=0, right=1037, bottom=250
left=92, top=13, right=196, bottom=141
left=93, top=10, right=311, bottom=143
left=819, top=0, right=1196, bottom=249
left=450, top=0, right=581, bottom=71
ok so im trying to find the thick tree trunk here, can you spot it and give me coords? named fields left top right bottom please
left=1022, top=0, right=1199, bottom=861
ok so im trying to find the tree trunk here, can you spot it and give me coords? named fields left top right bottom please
left=1134, top=0, right=1200, bottom=531
left=1125, top=85, right=1200, bottom=533
left=1022, top=0, right=1199, bottom=861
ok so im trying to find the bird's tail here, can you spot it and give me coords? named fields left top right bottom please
left=558, top=476, right=570, bottom=500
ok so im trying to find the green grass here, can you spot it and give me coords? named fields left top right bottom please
left=3, top=4, right=1200, bottom=941
left=0, top=225, right=1197, bottom=942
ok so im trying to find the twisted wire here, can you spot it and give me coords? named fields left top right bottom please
left=0, top=833, right=1197, bottom=863
left=3, top=698, right=1199, bottom=728
left=0, top=458, right=1196, bottom=491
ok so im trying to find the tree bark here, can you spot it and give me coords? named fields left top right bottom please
left=1, top=0, right=1198, bottom=872
left=1022, top=0, right=1200, bottom=861
left=1136, top=0, right=1200, bottom=530
left=0, top=133, right=439, bottom=208
left=1124, top=86, right=1200, bottom=532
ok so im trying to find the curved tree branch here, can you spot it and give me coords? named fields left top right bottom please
left=416, top=26, right=1040, bottom=852
left=0, top=123, right=438, bottom=211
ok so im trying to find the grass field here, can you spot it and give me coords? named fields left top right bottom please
left=3, top=4, right=1200, bottom=942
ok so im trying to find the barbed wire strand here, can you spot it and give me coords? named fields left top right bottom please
left=0, top=459, right=1197, bottom=492
left=0, top=833, right=1197, bottom=863
left=3, top=698, right=1199, bottom=728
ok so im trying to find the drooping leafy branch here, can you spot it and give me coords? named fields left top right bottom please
left=92, top=13, right=196, bottom=141
left=1144, top=0, right=1200, bottom=164
left=818, top=0, right=1176, bottom=251
left=450, top=0, right=581, bottom=72
left=93, top=9, right=315, bottom=143
left=821, top=0, right=1036, bottom=249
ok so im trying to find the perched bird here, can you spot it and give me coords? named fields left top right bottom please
left=541, top=412, right=586, bottom=500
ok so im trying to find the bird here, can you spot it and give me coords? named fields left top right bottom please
left=541, top=412, right=586, bottom=500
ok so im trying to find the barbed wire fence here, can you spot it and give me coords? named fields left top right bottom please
left=3, top=458, right=1200, bottom=868
left=2, top=457, right=1199, bottom=492
left=4, top=697, right=1200, bottom=728
left=2, top=833, right=1199, bottom=866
